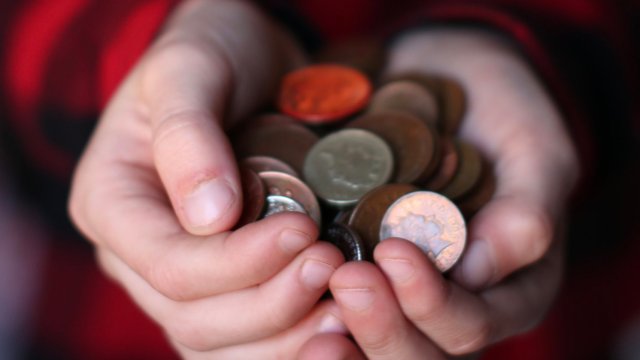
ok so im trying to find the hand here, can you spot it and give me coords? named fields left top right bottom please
left=304, top=29, right=579, bottom=358
left=68, top=0, right=346, bottom=357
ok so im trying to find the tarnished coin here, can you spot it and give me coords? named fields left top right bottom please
left=303, top=128, right=393, bottom=208
left=241, top=156, right=299, bottom=178
left=325, top=223, right=366, bottom=262
left=234, top=122, right=318, bottom=175
left=439, top=140, right=483, bottom=200
left=380, top=191, right=466, bottom=272
left=438, top=77, right=466, bottom=135
left=423, top=137, right=459, bottom=191
left=259, top=171, right=322, bottom=227
left=348, top=183, right=417, bottom=256
left=315, top=37, right=386, bottom=78
left=347, top=111, right=438, bottom=184
left=264, top=195, right=307, bottom=218
left=235, top=167, right=266, bottom=228
left=457, top=160, right=496, bottom=216
left=278, top=64, right=372, bottom=124
left=368, top=80, right=438, bottom=127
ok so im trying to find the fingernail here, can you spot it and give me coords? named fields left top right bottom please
left=334, top=288, right=374, bottom=311
left=183, top=178, right=234, bottom=228
left=300, top=259, right=335, bottom=290
left=280, top=229, right=312, bottom=254
left=462, top=239, right=494, bottom=290
left=378, top=259, right=415, bottom=283
left=317, top=313, right=348, bottom=334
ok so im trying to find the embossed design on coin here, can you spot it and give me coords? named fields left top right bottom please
left=303, top=129, right=393, bottom=207
left=380, top=191, right=466, bottom=272
left=263, top=195, right=306, bottom=218
left=368, top=80, right=438, bottom=127
left=259, top=171, right=322, bottom=227
left=235, top=167, right=266, bottom=228
left=325, top=223, right=366, bottom=262
left=241, top=156, right=299, bottom=178
left=278, top=64, right=372, bottom=123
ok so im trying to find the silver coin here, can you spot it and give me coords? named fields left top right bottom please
left=263, top=195, right=307, bottom=218
left=303, top=128, right=393, bottom=208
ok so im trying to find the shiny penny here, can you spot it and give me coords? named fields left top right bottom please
left=234, top=121, right=318, bottom=175
left=439, top=140, right=483, bottom=200
left=325, top=222, right=366, bottom=262
left=303, top=128, right=393, bottom=208
left=278, top=64, right=372, bottom=124
left=423, top=137, right=459, bottom=191
left=259, top=171, right=322, bottom=227
left=380, top=191, right=466, bottom=272
left=263, top=195, right=307, bottom=218
left=241, top=156, right=299, bottom=178
left=347, top=111, right=439, bottom=184
left=368, top=80, right=438, bottom=127
left=348, top=183, right=417, bottom=257
left=235, top=167, right=266, bottom=228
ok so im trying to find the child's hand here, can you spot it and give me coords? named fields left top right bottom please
left=68, top=0, right=345, bottom=357
left=302, top=29, right=579, bottom=359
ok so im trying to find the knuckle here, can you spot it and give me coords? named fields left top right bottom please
left=152, top=109, right=212, bottom=154
left=146, top=258, right=195, bottom=301
left=444, top=320, right=493, bottom=356
left=410, top=283, right=453, bottom=325
left=265, top=302, right=301, bottom=333
left=361, top=330, right=405, bottom=357
left=515, top=205, right=554, bottom=263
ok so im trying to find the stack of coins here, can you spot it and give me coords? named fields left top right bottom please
left=230, top=64, right=494, bottom=272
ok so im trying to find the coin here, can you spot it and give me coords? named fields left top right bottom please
left=347, top=111, right=438, bottom=184
left=324, top=223, right=366, bottom=262
left=439, top=140, right=483, bottom=200
left=259, top=171, right=322, bottom=227
left=333, top=209, right=353, bottom=225
left=314, top=37, right=386, bottom=78
left=380, top=191, right=466, bottom=272
left=263, top=195, right=307, bottom=218
left=249, top=113, right=297, bottom=127
left=457, top=160, right=496, bottom=216
left=423, top=137, right=459, bottom=191
left=348, top=183, right=417, bottom=257
left=235, top=167, right=266, bottom=228
left=241, top=156, right=299, bottom=178
left=234, top=122, right=318, bottom=175
left=278, top=64, right=372, bottom=124
left=438, top=77, right=466, bottom=135
left=303, top=128, right=393, bottom=207
left=368, top=80, right=438, bottom=127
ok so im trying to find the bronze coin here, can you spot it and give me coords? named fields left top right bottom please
left=325, top=223, right=366, bottom=262
left=380, top=191, right=466, bottom=272
left=241, top=156, right=299, bottom=178
left=457, top=160, right=496, bottom=216
left=303, top=128, right=394, bottom=208
left=347, top=183, right=417, bottom=257
left=368, top=80, right=438, bottom=127
left=234, top=122, right=319, bottom=175
left=438, top=77, right=466, bottom=136
left=263, top=195, right=307, bottom=218
left=258, top=171, right=322, bottom=227
left=235, top=167, right=266, bottom=228
left=423, top=137, right=459, bottom=191
left=249, top=113, right=297, bottom=127
left=439, top=140, right=483, bottom=200
left=314, top=37, right=386, bottom=78
left=347, top=111, right=439, bottom=184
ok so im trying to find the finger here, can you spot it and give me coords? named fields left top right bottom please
left=330, top=261, right=445, bottom=360
left=298, top=333, right=365, bottom=360
left=97, top=241, right=344, bottom=350
left=375, top=238, right=492, bottom=356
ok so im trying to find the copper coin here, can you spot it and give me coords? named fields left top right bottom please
left=241, top=156, right=299, bottom=178
left=380, top=191, right=466, bottom=272
left=423, top=137, right=459, bottom=191
left=258, top=171, right=321, bottom=227
left=368, top=80, right=438, bottom=127
left=347, top=111, right=439, bottom=184
left=315, top=37, right=386, bottom=78
left=439, top=140, right=483, bottom=200
left=303, top=128, right=394, bottom=208
left=348, top=183, right=417, bottom=257
left=263, top=195, right=307, bottom=218
left=438, top=77, right=466, bottom=135
left=278, top=64, right=372, bottom=124
left=235, top=167, right=266, bottom=228
left=325, top=223, right=366, bottom=262
left=249, top=113, right=297, bottom=127
left=234, top=122, right=318, bottom=175
left=457, top=160, right=496, bottom=216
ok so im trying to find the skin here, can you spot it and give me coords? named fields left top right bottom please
left=68, top=0, right=579, bottom=358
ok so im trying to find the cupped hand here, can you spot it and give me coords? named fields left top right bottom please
left=68, top=0, right=346, bottom=357
left=304, top=29, right=579, bottom=359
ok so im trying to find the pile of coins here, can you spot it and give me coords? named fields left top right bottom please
left=230, top=63, right=494, bottom=272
